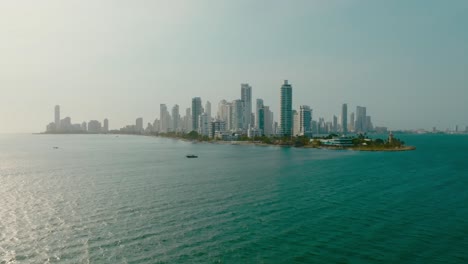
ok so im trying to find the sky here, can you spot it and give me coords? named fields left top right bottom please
left=1, top=0, right=467, bottom=133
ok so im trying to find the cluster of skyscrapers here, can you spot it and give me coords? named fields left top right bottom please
left=46, top=80, right=379, bottom=138
left=46, top=105, right=109, bottom=134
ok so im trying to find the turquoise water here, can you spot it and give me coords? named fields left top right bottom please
left=0, top=134, right=467, bottom=263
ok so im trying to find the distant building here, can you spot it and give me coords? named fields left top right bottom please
left=293, top=110, right=300, bottom=136
left=299, top=105, right=312, bottom=137
left=256, top=99, right=264, bottom=129
left=198, top=113, right=209, bottom=137
left=103, top=119, right=109, bottom=133
left=355, top=106, right=367, bottom=133
left=210, top=120, right=226, bottom=138
left=333, top=115, right=338, bottom=133
left=217, top=100, right=229, bottom=123
left=349, top=112, right=355, bottom=132
left=280, top=80, right=292, bottom=137
left=341, top=103, right=348, bottom=135
left=82, top=122, right=87, bottom=132
left=241, top=83, right=252, bottom=129
left=136, top=118, right=143, bottom=133
left=232, top=99, right=244, bottom=132
left=88, top=120, right=102, bottom=133
left=366, top=116, right=373, bottom=131
left=192, top=97, right=202, bottom=131
left=54, top=105, right=60, bottom=131
left=263, top=106, right=273, bottom=136
left=205, top=101, right=211, bottom=122
left=172, top=104, right=180, bottom=132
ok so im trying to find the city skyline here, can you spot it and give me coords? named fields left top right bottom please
left=45, top=79, right=467, bottom=136
left=2, top=1, right=468, bottom=133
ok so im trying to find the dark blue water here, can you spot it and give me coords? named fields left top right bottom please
left=0, top=134, right=467, bottom=263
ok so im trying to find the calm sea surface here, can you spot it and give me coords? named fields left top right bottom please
left=0, top=134, right=467, bottom=263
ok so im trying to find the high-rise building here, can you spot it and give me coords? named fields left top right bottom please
left=192, top=97, right=202, bottom=131
left=333, top=115, right=338, bottom=133
left=256, top=99, right=264, bottom=129
left=293, top=110, right=300, bottom=136
left=241, top=84, right=252, bottom=129
left=366, top=116, right=373, bottom=131
left=280, top=80, right=293, bottom=137
left=299, top=105, right=312, bottom=137
left=136, top=118, right=144, bottom=133
left=183, top=108, right=191, bottom=132
left=54, top=105, right=60, bottom=131
left=159, top=104, right=170, bottom=133
left=341, top=103, right=348, bottom=135
left=205, top=101, right=211, bottom=122
left=217, top=100, right=229, bottom=123
left=81, top=122, right=87, bottom=132
left=349, top=112, right=355, bottom=132
left=198, top=113, right=210, bottom=136
left=103, top=118, right=109, bottom=132
left=172, top=104, right=180, bottom=132
left=232, top=99, right=244, bottom=131
left=355, top=106, right=367, bottom=133
left=264, top=106, right=273, bottom=136
left=258, top=107, right=265, bottom=134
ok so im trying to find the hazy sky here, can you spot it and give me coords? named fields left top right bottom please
left=1, top=0, right=467, bottom=133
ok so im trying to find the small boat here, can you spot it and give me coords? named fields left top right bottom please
left=186, top=155, right=198, bottom=158
left=53, top=147, right=59, bottom=149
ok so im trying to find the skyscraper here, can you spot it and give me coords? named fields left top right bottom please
left=54, top=105, right=60, bottom=131
left=160, top=104, right=169, bottom=133
left=198, top=113, right=209, bottom=137
left=232, top=99, right=244, bottom=131
left=349, top=112, right=355, bottom=132
left=280, top=80, right=292, bottom=137
left=258, top=107, right=265, bottom=134
left=136, top=118, right=143, bottom=133
left=205, top=101, right=211, bottom=122
left=333, top=115, right=338, bottom=133
left=103, top=118, right=109, bottom=132
left=263, top=106, right=273, bottom=136
left=172, top=104, right=180, bottom=132
left=256, top=99, right=264, bottom=129
left=355, top=106, right=367, bottom=133
left=299, top=105, right=312, bottom=137
left=191, top=97, right=202, bottom=132
left=241, top=83, right=252, bottom=129
left=341, top=103, right=348, bottom=135
left=293, top=110, right=300, bottom=136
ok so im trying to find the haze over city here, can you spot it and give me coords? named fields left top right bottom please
left=1, top=0, right=467, bottom=133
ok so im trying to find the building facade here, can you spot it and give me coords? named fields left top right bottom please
left=280, top=80, right=293, bottom=137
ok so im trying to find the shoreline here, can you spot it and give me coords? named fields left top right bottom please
left=36, top=132, right=416, bottom=152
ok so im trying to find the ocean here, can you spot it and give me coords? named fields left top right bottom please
left=0, top=134, right=467, bottom=263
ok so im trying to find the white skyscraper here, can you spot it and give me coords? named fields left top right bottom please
left=198, top=113, right=210, bottom=137
left=241, top=83, right=252, bottom=129
left=217, top=99, right=229, bottom=123
left=263, top=106, right=273, bottom=136
left=280, top=80, right=293, bottom=137
left=293, top=110, right=300, bottom=136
